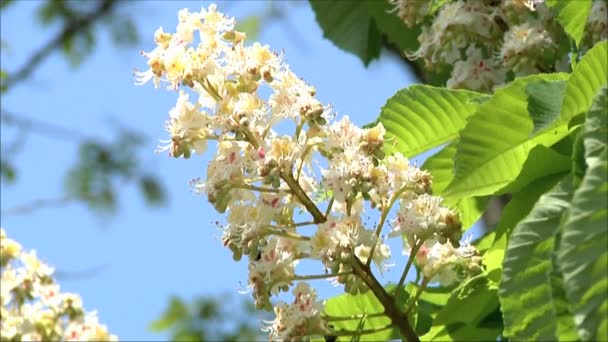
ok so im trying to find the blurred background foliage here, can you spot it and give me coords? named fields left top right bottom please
left=149, top=294, right=269, bottom=341
left=1, top=0, right=165, bottom=214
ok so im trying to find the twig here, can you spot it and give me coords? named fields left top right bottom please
left=396, top=240, right=423, bottom=292
left=2, top=0, right=117, bottom=91
left=351, top=256, right=419, bottom=342
left=1, top=110, right=89, bottom=141
left=1, top=194, right=98, bottom=216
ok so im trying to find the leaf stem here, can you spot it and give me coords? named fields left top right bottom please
left=367, top=187, right=409, bottom=267
left=292, top=272, right=351, bottom=281
left=324, top=312, right=386, bottom=322
left=406, top=276, right=431, bottom=314
left=330, top=324, right=394, bottom=337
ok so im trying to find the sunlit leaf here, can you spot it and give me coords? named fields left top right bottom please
left=378, top=85, right=488, bottom=157
left=309, top=1, right=381, bottom=66
left=444, top=73, right=570, bottom=199
left=546, top=0, right=592, bottom=47
left=558, top=87, right=608, bottom=341
left=499, top=176, right=575, bottom=341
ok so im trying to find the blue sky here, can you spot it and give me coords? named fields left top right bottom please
left=0, top=1, right=427, bottom=340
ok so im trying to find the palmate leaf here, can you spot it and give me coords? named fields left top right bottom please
left=309, top=1, right=381, bottom=66
left=546, top=0, right=592, bottom=48
left=558, top=87, right=608, bottom=341
left=321, top=286, right=408, bottom=341
left=443, top=73, right=570, bottom=200
left=560, top=41, right=608, bottom=125
left=422, top=143, right=488, bottom=230
left=498, top=176, right=576, bottom=341
left=378, top=85, right=488, bottom=157
left=524, top=41, right=607, bottom=137
left=527, top=80, right=568, bottom=134
left=365, top=0, right=419, bottom=52
left=496, top=144, right=571, bottom=195
left=422, top=275, right=502, bottom=341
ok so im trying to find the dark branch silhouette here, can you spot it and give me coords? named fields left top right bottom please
left=2, top=0, right=117, bottom=91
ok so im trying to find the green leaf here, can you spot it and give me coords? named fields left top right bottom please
left=429, top=275, right=501, bottom=341
left=428, top=0, right=454, bottom=15
left=499, top=176, right=576, bottom=341
left=324, top=286, right=407, bottom=341
left=444, top=73, right=570, bottom=199
left=496, top=144, right=571, bottom=195
left=546, top=0, right=592, bottom=47
left=139, top=175, right=166, bottom=206
left=550, top=259, right=580, bottom=341
left=309, top=1, right=381, bottom=66
left=494, top=173, right=567, bottom=245
left=422, top=143, right=488, bottom=229
left=560, top=41, right=608, bottom=125
left=433, top=275, right=498, bottom=326
left=235, top=15, right=261, bottom=41
left=572, top=127, right=587, bottom=186
left=378, top=85, right=488, bottom=157
left=0, top=159, right=16, bottom=183
left=527, top=80, right=568, bottom=134
left=365, top=0, right=420, bottom=52
left=558, top=88, right=608, bottom=342
left=149, top=296, right=190, bottom=332
left=486, top=172, right=567, bottom=285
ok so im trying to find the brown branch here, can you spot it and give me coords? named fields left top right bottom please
left=2, top=0, right=117, bottom=91
left=351, top=256, right=419, bottom=342
left=1, top=195, right=80, bottom=216
left=1, top=110, right=89, bottom=141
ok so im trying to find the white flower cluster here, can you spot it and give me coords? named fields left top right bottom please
left=584, top=0, right=608, bottom=47
left=138, top=5, right=480, bottom=340
left=262, top=283, right=327, bottom=341
left=0, top=229, right=117, bottom=341
left=393, top=0, right=608, bottom=92
left=415, top=239, right=483, bottom=286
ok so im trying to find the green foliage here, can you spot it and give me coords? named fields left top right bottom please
left=308, top=0, right=450, bottom=85
left=444, top=73, right=570, bottom=199
left=309, top=1, right=381, bottom=66
left=422, top=143, right=488, bottom=230
left=499, top=176, right=576, bottom=341
left=235, top=15, right=261, bottom=41
left=495, top=145, right=571, bottom=195
left=34, top=0, right=139, bottom=67
left=365, top=33, right=607, bottom=339
left=428, top=0, right=454, bottom=15
left=65, top=131, right=166, bottom=213
left=557, top=87, right=608, bottom=341
left=422, top=275, right=502, bottom=341
left=546, top=0, right=592, bottom=48
left=0, top=159, right=16, bottom=183
left=559, top=41, right=608, bottom=126
left=378, top=86, right=489, bottom=157
left=527, top=80, right=568, bottom=134
left=322, top=285, right=408, bottom=341
left=365, top=0, right=419, bottom=52
left=150, top=294, right=266, bottom=342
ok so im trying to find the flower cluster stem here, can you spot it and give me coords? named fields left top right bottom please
left=397, top=241, right=423, bottom=293
left=281, top=171, right=326, bottom=224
